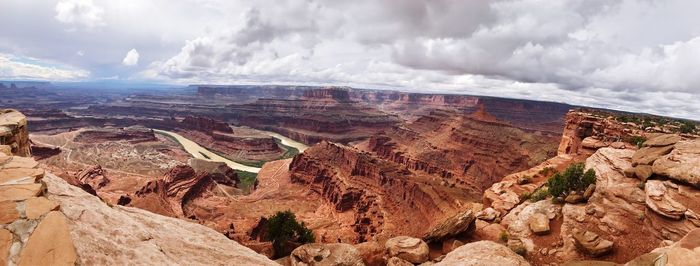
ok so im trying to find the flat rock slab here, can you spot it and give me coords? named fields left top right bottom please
left=0, top=168, right=44, bottom=184
left=25, top=197, right=60, bottom=219
left=643, top=134, right=681, bottom=147
left=17, top=211, right=77, bottom=266
left=632, top=145, right=674, bottom=166
left=0, top=201, right=20, bottom=224
left=0, top=229, right=13, bottom=266
left=0, top=183, right=44, bottom=202
left=0, top=156, right=38, bottom=169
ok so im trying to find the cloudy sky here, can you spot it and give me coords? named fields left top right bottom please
left=1, top=0, right=699, bottom=119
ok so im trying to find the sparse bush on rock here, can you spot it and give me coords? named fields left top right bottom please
left=547, top=163, right=596, bottom=198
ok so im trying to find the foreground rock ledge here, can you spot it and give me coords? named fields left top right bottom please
left=42, top=173, right=277, bottom=265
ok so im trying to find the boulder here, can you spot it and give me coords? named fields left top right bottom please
left=0, top=145, right=11, bottom=156
left=643, top=134, right=681, bottom=147
left=572, top=229, right=613, bottom=256
left=528, top=213, right=550, bottom=235
left=652, top=139, right=700, bottom=188
left=387, top=257, right=413, bottom=266
left=476, top=207, right=498, bottom=221
left=632, top=165, right=653, bottom=182
left=645, top=180, right=687, bottom=220
left=582, top=137, right=608, bottom=149
left=422, top=209, right=475, bottom=243
left=290, top=243, right=365, bottom=266
left=565, top=192, right=584, bottom=204
left=435, top=240, right=530, bottom=266
left=385, top=236, right=430, bottom=264
left=631, top=145, right=674, bottom=166
left=354, top=241, right=385, bottom=266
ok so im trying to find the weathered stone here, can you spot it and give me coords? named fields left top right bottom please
left=583, top=184, right=596, bottom=199
left=633, top=165, right=653, bottom=182
left=631, top=145, right=674, bottom=166
left=476, top=207, right=498, bottom=221
left=0, top=201, right=20, bottom=224
left=423, top=209, right=475, bottom=243
left=385, top=236, right=430, bottom=264
left=290, top=243, right=365, bottom=266
left=387, top=257, right=413, bottom=266
left=565, top=192, right=584, bottom=204
left=441, top=239, right=465, bottom=254
left=0, top=183, right=44, bottom=201
left=43, top=173, right=277, bottom=265
left=572, top=229, right=613, bottom=256
left=24, top=197, right=60, bottom=219
left=17, top=211, right=77, bottom=266
left=436, top=240, right=530, bottom=266
left=0, top=156, right=39, bottom=169
left=0, top=229, right=12, bottom=266
left=645, top=180, right=687, bottom=220
left=0, top=168, right=44, bottom=185
left=652, top=139, right=700, bottom=188
left=529, top=213, right=550, bottom=235
left=507, top=238, right=526, bottom=255
left=0, top=145, right=11, bottom=156
left=643, top=134, right=681, bottom=147
left=582, top=137, right=608, bottom=149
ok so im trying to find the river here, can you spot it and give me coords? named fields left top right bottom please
left=153, top=129, right=309, bottom=173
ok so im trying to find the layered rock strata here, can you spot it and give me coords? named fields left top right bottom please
left=0, top=109, right=31, bottom=156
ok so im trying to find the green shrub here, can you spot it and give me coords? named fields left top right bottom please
left=628, top=136, right=647, bottom=148
left=512, top=246, right=527, bottom=256
left=529, top=188, right=549, bottom=202
left=680, top=121, right=697, bottom=134
left=547, top=163, right=596, bottom=198
left=520, top=192, right=531, bottom=201
left=266, top=210, right=315, bottom=258
left=499, top=230, right=509, bottom=242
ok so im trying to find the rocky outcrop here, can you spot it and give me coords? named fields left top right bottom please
left=0, top=109, right=31, bottom=156
left=435, top=240, right=531, bottom=266
left=423, top=209, right=476, bottom=243
left=557, top=111, right=642, bottom=156
left=42, top=172, right=277, bottom=265
left=384, top=236, right=429, bottom=264
left=0, top=153, right=76, bottom=266
left=131, top=163, right=236, bottom=218
left=572, top=228, right=614, bottom=256
left=181, top=116, right=233, bottom=133
left=652, top=138, right=700, bottom=188
left=290, top=243, right=365, bottom=266
left=483, top=154, right=574, bottom=214
left=75, top=165, right=110, bottom=190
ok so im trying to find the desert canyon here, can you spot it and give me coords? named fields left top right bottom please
left=0, top=82, right=698, bottom=266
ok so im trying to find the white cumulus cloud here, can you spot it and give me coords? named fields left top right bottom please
left=55, top=0, right=105, bottom=29
left=0, top=53, right=89, bottom=80
left=122, top=49, right=139, bottom=66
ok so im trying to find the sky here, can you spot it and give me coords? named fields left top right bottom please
left=1, top=0, right=699, bottom=119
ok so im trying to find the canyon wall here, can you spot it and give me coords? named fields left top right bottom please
left=289, top=141, right=477, bottom=243
left=363, top=110, right=559, bottom=192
